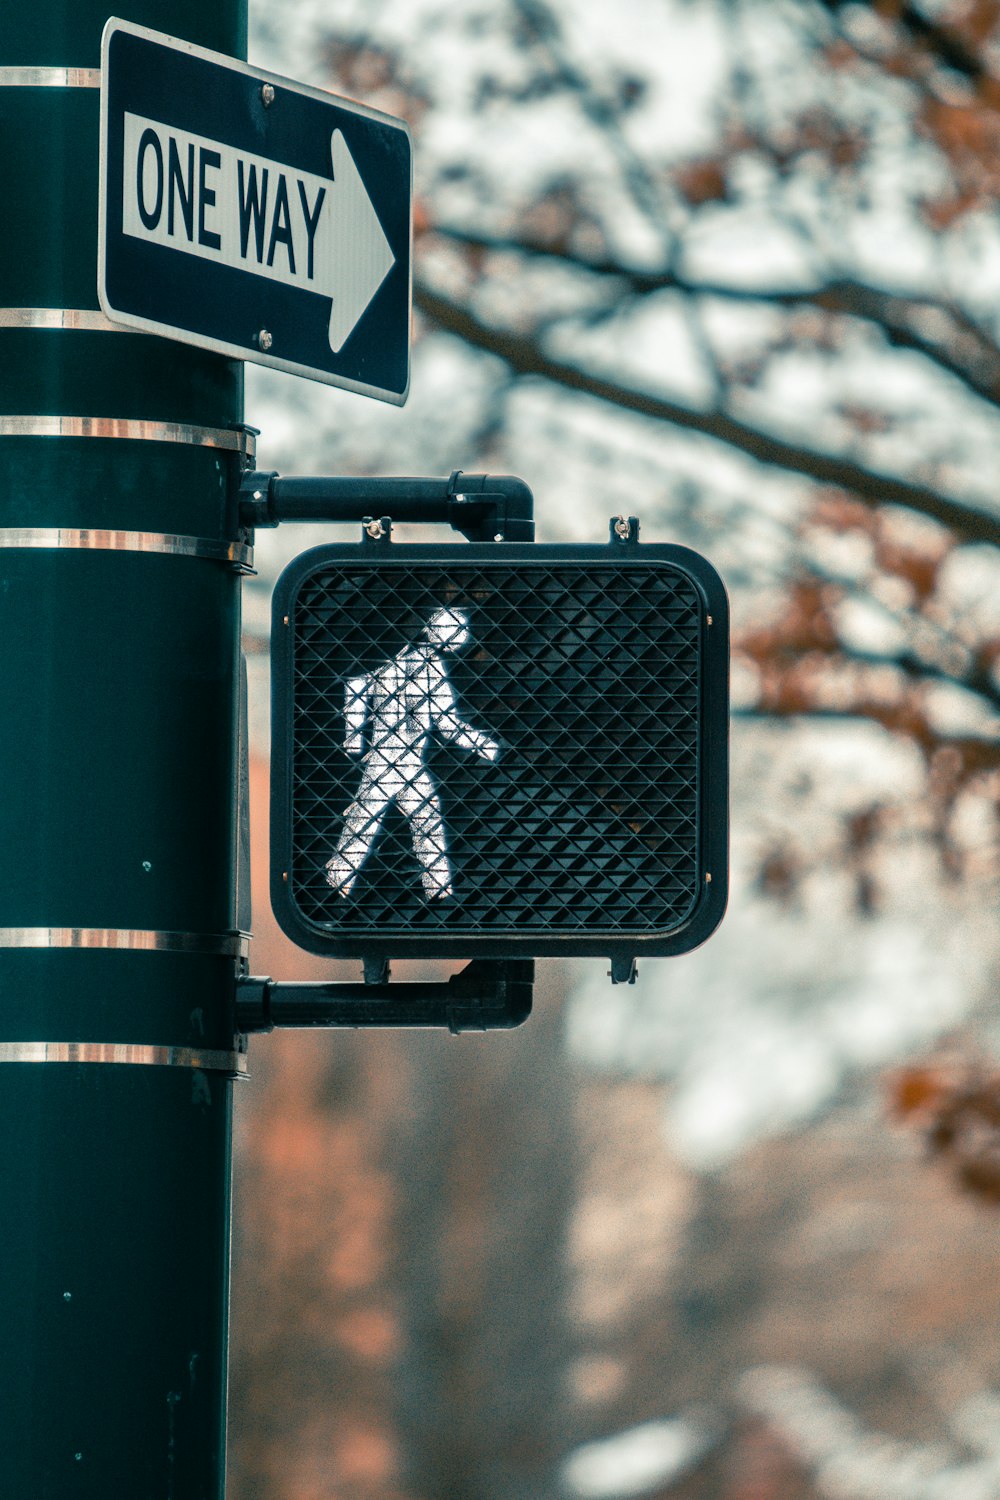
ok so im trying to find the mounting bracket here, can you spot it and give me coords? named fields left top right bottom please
left=236, top=961, right=534, bottom=1034
left=238, top=467, right=537, bottom=1028
left=238, top=469, right=534, bottom=543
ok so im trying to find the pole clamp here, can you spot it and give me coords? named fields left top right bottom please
left=236, top=960, right=534, bottom=1034
left=0, top=416, right=255, bottom=460
left=0, top=529, right=254, bottom=573
left=0, top=928, right=251, bottom=957
left=0, top=1040, right=248, bottom=1076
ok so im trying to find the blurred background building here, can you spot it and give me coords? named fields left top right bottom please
left=227, top=3, right=1000, bottom=1497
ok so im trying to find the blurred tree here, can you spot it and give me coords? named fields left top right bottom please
left=255, top=0, right=1000, bottom=902
left=892, top=1056, right=1000, bottom=1201
left=233, top=3, right=1000, bottom=1497
left=393, top=976, right=575, bottom=1500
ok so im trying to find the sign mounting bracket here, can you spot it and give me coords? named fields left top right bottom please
left=237, top=469, right=535, bottom=543
left=236, top=962, right=534, bottom=1035
left=242, top=467, right=537, bottom=1030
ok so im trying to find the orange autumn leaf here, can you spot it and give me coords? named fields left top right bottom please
left=674, top=159, right=729, bottom=205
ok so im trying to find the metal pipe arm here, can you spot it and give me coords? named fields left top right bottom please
left=238, top=469, right=534, bottom=541
left=237, top=960, right=534, bottom=1034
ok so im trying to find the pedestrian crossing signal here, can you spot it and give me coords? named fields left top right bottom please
left=270, top=540, right=728, bottom=960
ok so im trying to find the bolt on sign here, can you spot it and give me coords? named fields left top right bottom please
left=271, top=542, right=729, bottom=960
left=98, top=19, right=412, bottom=403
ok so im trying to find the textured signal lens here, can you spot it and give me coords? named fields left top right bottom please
left=274, top=549, right=724, bottom=956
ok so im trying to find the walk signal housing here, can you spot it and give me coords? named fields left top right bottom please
left=271, top=540, right=728, bottom=960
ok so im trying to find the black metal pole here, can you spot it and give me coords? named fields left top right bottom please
left=0, top=2, right=246, bottom=1494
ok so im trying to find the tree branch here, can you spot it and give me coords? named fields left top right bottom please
left=429, top=224, right=1000, bottom=408
left=817, top=0, right=994, bottom=87
left=414, top=281, right=1000, bottom=547
left=784, top=639, right=1000, bottom=715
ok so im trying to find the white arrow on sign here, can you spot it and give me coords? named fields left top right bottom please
left=121, top=112, right=395, bottom=354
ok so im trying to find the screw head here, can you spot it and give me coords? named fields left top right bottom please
left=261, top=83, right=275, bottom=107
left=366, top=518, right=386, bottom=539
left=257, top=329, right=273, bottom=351
left=493, top=533, right=504, bottom=542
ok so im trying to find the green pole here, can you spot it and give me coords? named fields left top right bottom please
left=0, top=2, right=248, bottom=1495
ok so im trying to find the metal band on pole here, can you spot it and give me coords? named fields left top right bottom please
left=0, top=529, right=255, bottom=571
left=0, top=928, right=251, bottom=957
left=0, top=1042, right=248, bottom=1075
left=0, top=67, right=101, bottom=87
left=0, top=308, right=127, bottom=332
left=0, top=416, right=255, bottom=457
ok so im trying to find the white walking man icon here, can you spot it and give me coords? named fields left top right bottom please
left=325, top=607, right=500, bottom=900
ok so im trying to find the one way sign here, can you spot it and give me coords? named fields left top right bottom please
left=99, top=19, right=412, bottom=404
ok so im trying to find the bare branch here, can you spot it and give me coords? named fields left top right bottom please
left=430, top=224, right=1000, bottom=407
left=817, top=0, right=995, bottom=87
left=415, top=281, right=1000, bottom=547
left=787, top=555, right=1000, bottom=710
left=509, top=0, right=686, bottom=246
left=812, top=642, right=1000, bottom=714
